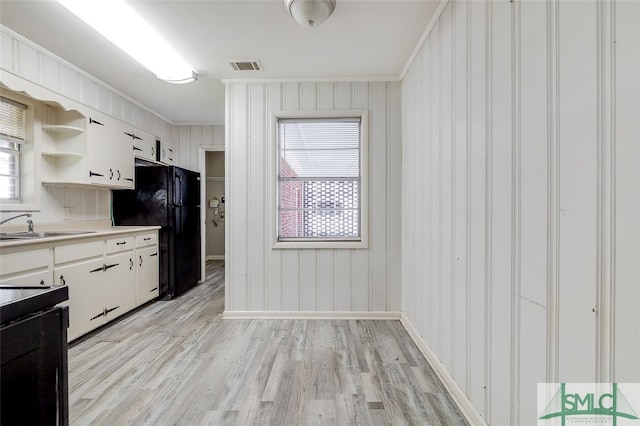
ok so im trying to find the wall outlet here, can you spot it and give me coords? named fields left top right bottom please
left=63, top=207, right=74, bottom=220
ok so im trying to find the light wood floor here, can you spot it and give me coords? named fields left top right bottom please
left=68, top=261, right=468, bottom=425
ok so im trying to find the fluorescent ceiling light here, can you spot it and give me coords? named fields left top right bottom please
left=57, top=0, right=197, bottom=84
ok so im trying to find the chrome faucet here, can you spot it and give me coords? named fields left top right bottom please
left=0, top=213, right=33, bottom=230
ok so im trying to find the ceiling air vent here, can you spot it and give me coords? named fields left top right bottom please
left=229, top=61, right=262, bottom=71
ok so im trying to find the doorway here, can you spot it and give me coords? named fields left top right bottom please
left=198, top=146, right=225, bottom=283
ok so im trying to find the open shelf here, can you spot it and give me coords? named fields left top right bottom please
left=41, top=125, right=85, bottom=134
left=42, top=151, right=85, bottom=159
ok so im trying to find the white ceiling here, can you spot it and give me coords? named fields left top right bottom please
left=0, top=0, right=439, bottom=125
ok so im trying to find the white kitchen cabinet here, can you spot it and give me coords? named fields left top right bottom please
left=86, top=114, right=134, bottom=189
left=55, top=257, right=104, bottom=340
left=56, top=251, right=135, bottom=341
left=136, top=245, right=159, bottom=305
left=40, top=107, right=135, bottom=189
left=158, top=137, right=175, bottom=165
left=129, top=128, right=157, bottom=162
left=1, top=228, right=158, bottom=341
left=40, top=105, right=89, bottom=185
left=102, top=251, right=136, bottom=321
left=135, top=232, right=159, bottom=305
left=0, top=247, right=53, bottom=287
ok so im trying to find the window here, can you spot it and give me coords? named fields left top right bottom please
left=275, top=113, right=368, bottom=248
left=0, top=97, right=26, bottom=201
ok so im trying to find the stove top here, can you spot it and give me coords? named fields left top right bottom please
left=0, top=286, right=69, bottom=325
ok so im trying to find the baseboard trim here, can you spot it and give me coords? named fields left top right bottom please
left=222, top=310, right=402, bottom=320
left=206, top=255, right=225, bottom=261
left=400, top=313, right=486, bottom=426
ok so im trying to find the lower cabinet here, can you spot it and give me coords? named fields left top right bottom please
left=47, top=230, right=158, bottom=341
left=56, top=252, right=135, bottom=341
left=136, top=246, right=159, bottom=305
left=55, top=258, right=104, bottom=340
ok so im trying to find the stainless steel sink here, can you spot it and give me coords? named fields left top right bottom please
left=0, top=231, right=96, bottom=241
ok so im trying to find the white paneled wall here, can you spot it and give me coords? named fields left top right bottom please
left=225, top=81, right=401, bottom=313
left=401, top=0, right=639, bottom=424
left=0, top=25, right=175, bottom=222
left=175, top=124, right=224, bottom=171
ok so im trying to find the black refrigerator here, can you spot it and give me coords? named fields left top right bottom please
left=112, top=164, right=201, bottom=299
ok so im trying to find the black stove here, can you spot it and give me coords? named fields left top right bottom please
left=0, top=285, right=69, bottom=425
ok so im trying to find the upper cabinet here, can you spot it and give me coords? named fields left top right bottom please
left=86, top=113, right=134, bottom=189
left=158, top=138, right=175, bottom=165
left=40, top=106, right=135, bottom=189
left=129, top=128, right=156, bottom=162
left=40, top=104, right=88, bottom=185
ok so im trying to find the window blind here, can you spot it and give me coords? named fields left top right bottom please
left=0, top=97, right=25, bottom=200
left=277, top=118, right=362, bottom=240
left=0, top=97, right=27, bottom=144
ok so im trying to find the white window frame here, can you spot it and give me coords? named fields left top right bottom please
left=0, top=89, right=40, bottom=212
left=0, top=96, right=25, bottom=202
left=269, top=110, right=368, bottom=249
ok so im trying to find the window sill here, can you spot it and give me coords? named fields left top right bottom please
left=272, top=239, right=368, bottom=250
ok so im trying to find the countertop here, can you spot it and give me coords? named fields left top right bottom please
left=0, top=222, right=160, bottom=249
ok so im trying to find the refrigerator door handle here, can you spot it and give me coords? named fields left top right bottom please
left=174, top=172, right=182, bottom=206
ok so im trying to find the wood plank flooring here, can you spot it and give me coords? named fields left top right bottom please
left=68, top=261, right=468, bottom=425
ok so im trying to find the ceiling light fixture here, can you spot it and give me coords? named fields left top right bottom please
left=56, top=0, right=197, bottom=84
left=285, top=0, right=336, bottom=28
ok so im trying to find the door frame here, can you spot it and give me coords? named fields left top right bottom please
left=198, top=145, right=225, bottom=282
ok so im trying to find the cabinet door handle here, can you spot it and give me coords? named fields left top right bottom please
left=117, top=170, right=121, bottom=180
left=133, top=134, right=143, bottom=141
left=89, top=170, right=104, bottom=177
left=130, top=258, right=134, bottom=270
left=90, top=311, right=105, bottom=321
left=139, top=256, right=143, bottom=267
left=133, top=146, right=143, bottom=152
left=109, top=169, right=114, bottom=180
left=104, top=263, right=119, bottom=271
left=150, top=287, right=158, bottom=292
left=89, top=118, right=104, bottom=126
left=168, top=148, right=173, bottom=153
left=116, top=241, right=127, bottom=246
left=124, top=178, right=134, bottom=182
left=105, top=306, right=120, bottom=315
left=150, top=252, right=158, bottom=257
left=60, top=275, right=66, bottom=285
left=40, top=279, right=45, bottom=285
left=162, top=149, right=165, bottom=158
left=90, top=265, right=105, bottom=273
left=144, top=237, right=151, bottom=241
left=124, top=131, right=135, bottom=139
left=151, top=146, right=155, bottom=156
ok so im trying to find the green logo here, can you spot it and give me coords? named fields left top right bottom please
left=539, top=383, right=639, bottom=425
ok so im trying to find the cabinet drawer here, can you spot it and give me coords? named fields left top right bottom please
left=0, top=248, right=50, bottom=276
left=54, top=240, right=103, bottom=264
left=0, top=270, right=53, bottom=287
left=135, top=233, right=157, bottom=248
left=106, top=236, right=134, bottom=254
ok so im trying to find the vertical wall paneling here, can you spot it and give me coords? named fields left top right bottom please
left=400, top=0, right=637, bottom=423
left=439, top=2, right=453, bottom=374
left=469, top=0, right=488, bottom=417
left=249, top=83, right=266, bottom=310
left=557, top=0, right=599, bottom=383
left=614, top=0, right=640, bottom=382
left=225, top=81, right=401, bottom=314
left=265, top=83, right=284, bottom=310
left=451, top=0, right=469, bottom=392
left=488, top=1, right=512, bottom=424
